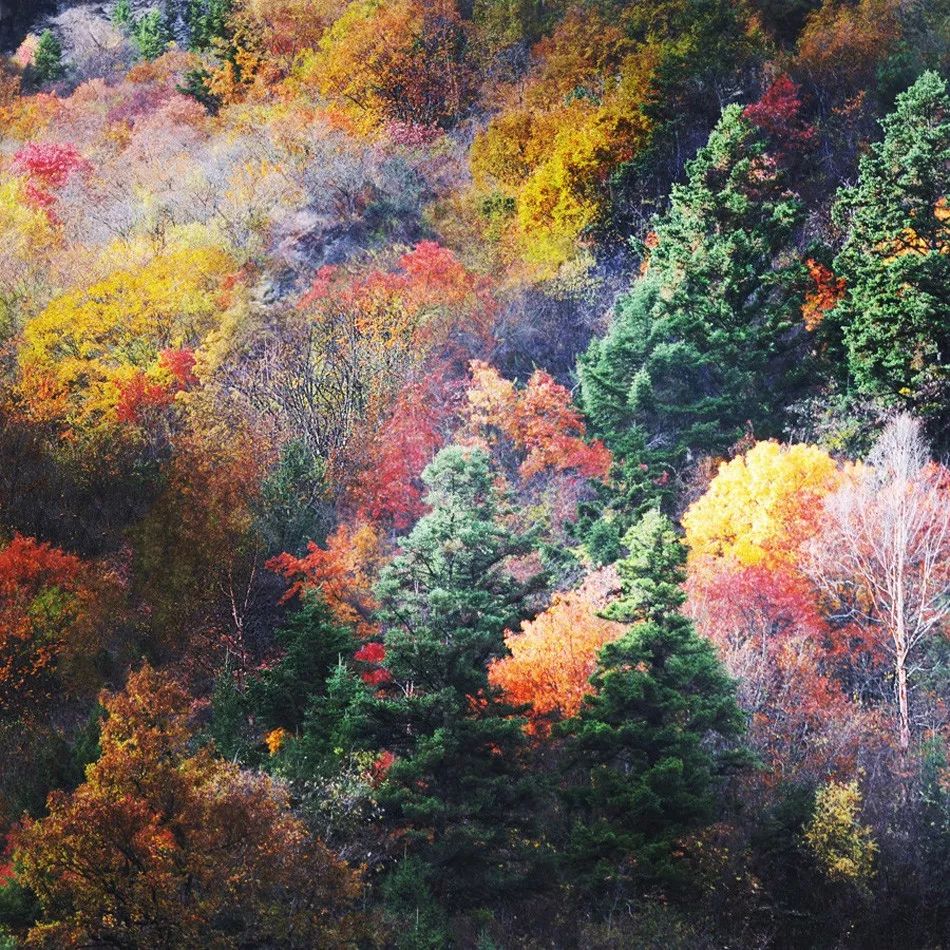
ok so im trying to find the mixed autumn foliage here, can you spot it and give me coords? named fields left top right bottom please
left=0, top=0, right=949, bottom=947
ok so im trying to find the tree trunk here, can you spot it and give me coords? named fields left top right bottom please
left=895, top=643, right=910, bottom=753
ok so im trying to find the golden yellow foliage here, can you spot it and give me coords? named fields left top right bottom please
left=879, top=197, right=950, bottom=261
left=0, top=177, right=58, bottom=303
left=469, top=12, right=655, bottom=274
left=682, top=441, right=844, bottom=570
left=805, top=780, right=877, bottom=884
left=299, top=0, right=471, bottom=135
left=19, top=244, right=235, bottom=429
left=265, top=726, right=289, bottom=755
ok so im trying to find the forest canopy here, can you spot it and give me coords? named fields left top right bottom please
left=0, top=1, right=948, bottom=947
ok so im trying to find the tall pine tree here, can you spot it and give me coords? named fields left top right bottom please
left=562, top=510, right=745, bottom=898
left=830, top=70, right=950, bottom=434
left=579, top=104, right=802, bottom=470
left=248, top=595, right=357, bottom=734
left=366, top=446, right=547, bottom=913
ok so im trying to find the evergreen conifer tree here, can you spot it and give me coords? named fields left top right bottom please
left=562, top=510, right=745, bottom=897
left=33, top=30, right=64, bottom=83
left=132, top=9, right=173, bottom=60
left=579, top=105, right=802, bottom=470
left=367, top=446, right=546, bottom=912
left=248, top=595, right=357, bottom=734
left=830, top=71, right=950, bottom=432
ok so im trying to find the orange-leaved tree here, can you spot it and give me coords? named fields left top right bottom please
left=465, top=360, right=611, bottom=482
left=489, top=569, right=624, bottom=733
left=801, top=258, right=846, bottom=332
left=11, top=665, right=369, bottom=948
left=268, top=519, right=383, bottom=636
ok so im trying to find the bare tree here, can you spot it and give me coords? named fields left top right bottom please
left=806, top=414, right=950, bottom=753
left=214, top=296, right=418, bottom=465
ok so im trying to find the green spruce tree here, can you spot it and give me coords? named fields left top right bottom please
left=33, top=30, right=64, bottom=84
left=579, top=104, right=802, bottom=470
left=367, top=446, right=546, bottom=913
left=830, top=71, right=950, bottom=432
left=111, top=0, right=132, bottom=26
left=562, top=510, right=745, bottom=898
left=247, top=595, right=357, bottom=734
left=132, top=9, right=173, bottom=60
left=186, top=0, right=232, bottom=50
left=206, top=596, right=357, bottom=765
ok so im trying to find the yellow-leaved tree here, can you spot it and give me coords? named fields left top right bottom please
left=682, top=440, right=846, bottom=572
left=0, top=177, right=58, bottom=327
left=804, top=780, right=878, bottom=885
left=298, top=0, right=473, bottom=135
left=469, top=8, right=655, bottom=274
left=18, top=243, right=236, bottom=432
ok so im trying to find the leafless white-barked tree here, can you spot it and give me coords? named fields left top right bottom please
left=806, top=414, right=950, bottom=754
